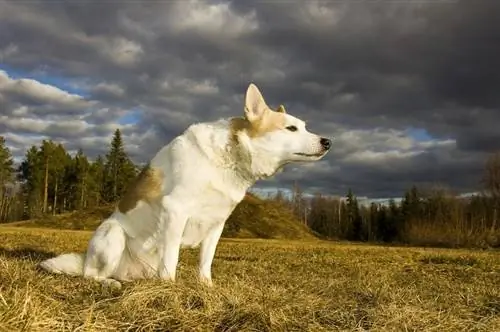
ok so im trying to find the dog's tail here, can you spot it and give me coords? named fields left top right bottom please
left=39, top=253, right=86, bottom=276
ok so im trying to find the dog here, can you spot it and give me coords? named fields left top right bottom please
left=39, top=83, right=332, bottom=289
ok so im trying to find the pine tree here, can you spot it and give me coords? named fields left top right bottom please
left=346, top=189, right=362, bottom=241
left=91, top=155, right=105, bottom=206
left=18, top=145, right=44, bottom=218
left=103, top=129, right=137, bottom=203
left=75, top=149, right=90, bottom=209
left=50, top=143, right=70, bottom=214
left=0, top=136, right=15, bottom=221
left=0, top=136, right=13, bottom=185
left=369, top=202, right=378, bottom=241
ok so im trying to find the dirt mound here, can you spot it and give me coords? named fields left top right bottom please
left=8, top=193, right=315, bottom=240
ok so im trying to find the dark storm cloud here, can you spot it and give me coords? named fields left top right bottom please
left=0, top=0, right=499, bottom=197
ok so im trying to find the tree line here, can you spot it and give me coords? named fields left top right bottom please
left=277, top=154, right=500, bottom=248
left=1, top=132, right=499, bottom=248
left=0, top=130, right=137, bottom=221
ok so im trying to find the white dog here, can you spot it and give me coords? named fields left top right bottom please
left=39, top=83, right=332, bottom=289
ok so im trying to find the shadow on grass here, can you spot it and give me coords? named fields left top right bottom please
left=0, top=246, right=56, bottom=262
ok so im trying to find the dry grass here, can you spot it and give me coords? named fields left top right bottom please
left=0, top=226, right=499, bottom=331
left=402, top=220, right=500, bottom=249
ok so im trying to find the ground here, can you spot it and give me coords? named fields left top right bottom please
left=0, top=226, right=499, bottom=331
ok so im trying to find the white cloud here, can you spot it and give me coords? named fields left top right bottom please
left=0, top=70, right=89, bottom=109
left=163, top=78, right=219, bottom=96
left=167, top=0, right=258, bottom=38
left=0, top=115, right=88, bottom=136
left=298, top=0, right=344, bottom=29
left=0, top=43, right=18, bottom=61
left=102, top=38, right=144, bottom=67
left=93, top=82, right=125, bottom=97
left=331, top=126, right=457, bottom=165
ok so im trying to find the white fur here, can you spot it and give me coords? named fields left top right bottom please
left=38, top=83, right=331, bottom=288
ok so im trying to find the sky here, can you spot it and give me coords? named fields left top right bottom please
left=0, top=0, right=499, bottom=200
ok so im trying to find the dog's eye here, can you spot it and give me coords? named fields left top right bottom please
left=286, top=125, right=298, bottom=132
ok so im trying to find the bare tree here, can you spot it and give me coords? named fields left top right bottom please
left=483, top=152, right=500, bottom=230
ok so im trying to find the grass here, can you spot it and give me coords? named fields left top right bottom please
left=0, top=226, right=499, bottom=331
left=402, top=220, right=500, bottom=249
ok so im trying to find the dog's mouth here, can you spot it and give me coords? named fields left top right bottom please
left=294, top=152, right=325, bottom=157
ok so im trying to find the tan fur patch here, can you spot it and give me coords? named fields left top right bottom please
left=230, top=107, right=286, bottom=141
left=118, top=165, right=164, bottom=214
left=276, top=104, right=286, bottom=113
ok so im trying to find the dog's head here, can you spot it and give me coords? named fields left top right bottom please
left=233, top=83, right=332, bottom=178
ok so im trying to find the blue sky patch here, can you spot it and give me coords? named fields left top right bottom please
left=0, top=64, right=88, bottom=97
left=118, top=109, right=142, bottom=125
left=406, top=127, right=433, bottom=141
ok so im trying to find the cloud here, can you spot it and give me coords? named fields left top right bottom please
left=0, top=70, right=90, bottom=110
left=0, top=0, right=499, bottom=198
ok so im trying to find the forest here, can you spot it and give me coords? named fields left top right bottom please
left=0, top=130, right=499, bottom=248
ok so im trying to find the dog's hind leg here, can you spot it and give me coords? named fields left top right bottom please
left=82, top=218, right=127, bottom=290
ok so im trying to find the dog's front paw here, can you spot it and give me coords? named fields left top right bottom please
left=101, top=279, right=122, bottom=291
left=199, top=275, right=213, bottom=287
left=158, top=267, right=176, bottom=282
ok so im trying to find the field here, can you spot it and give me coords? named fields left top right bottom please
left=0, top=226, right=499, bottom=331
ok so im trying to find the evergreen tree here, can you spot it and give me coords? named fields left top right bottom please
left=40, top=140, right=56, bottom=213
left=346, top=189, right=362, bottom=241
left=0, top=136, right=15, bottom=221
left=50, top=143, right=70, bottom=214
left=0, top=136, right=14, bottom=186
left=368, top=202, right=378, bottom=241
left=401, top=185, right=420, bottom=224
left=75, top=148, right=90, bottom=209
left=103, top=129, right=137, bottom=203
left=18, top=145, right=44, bottom=218
left=376, top=205, right=389, bottom=241
left=91, top=155, right=106, bottom=206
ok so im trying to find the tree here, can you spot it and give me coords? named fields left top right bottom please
left=401, top=185, right=421, bottom=224
left=0, top=136, right=14, bottom=185
left=39, top=140, right=58, bottom=213
left=346, top=189, right=363, bottom=241
left=50, top=143, right=70, bottom=214
left=368, top=202, right=378, bottom=241
left=0, top=136, right=15, bottom=221
left=74, top=148, right=90, bottom=209
left=292, top=181, right=307, bottom=225
left=483, top=152, right=500, bottom=230
left=18, top=145, right=44, bottom=218
left=91, top=155, right=106, bottom=206
left=103, top=129, right=137, bottom=203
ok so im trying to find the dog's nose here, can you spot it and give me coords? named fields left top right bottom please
left=320, top=137, right=331, bottom=150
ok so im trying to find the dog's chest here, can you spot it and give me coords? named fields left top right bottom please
left=180, top=181, right=243, bottom=247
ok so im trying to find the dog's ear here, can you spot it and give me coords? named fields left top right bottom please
left=245, top=83, right=268, bottom=122
left=276, top=104, right=286, bottom=114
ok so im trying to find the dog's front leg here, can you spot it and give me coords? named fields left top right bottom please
left=158, top=197, right=188, bottom=282
left=199, top=222, right=225, bottom=286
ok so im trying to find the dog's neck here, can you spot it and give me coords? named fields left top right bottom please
left=231, top=129, right=284, bottom=181
left=185, top=118, right=283, bottom=189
